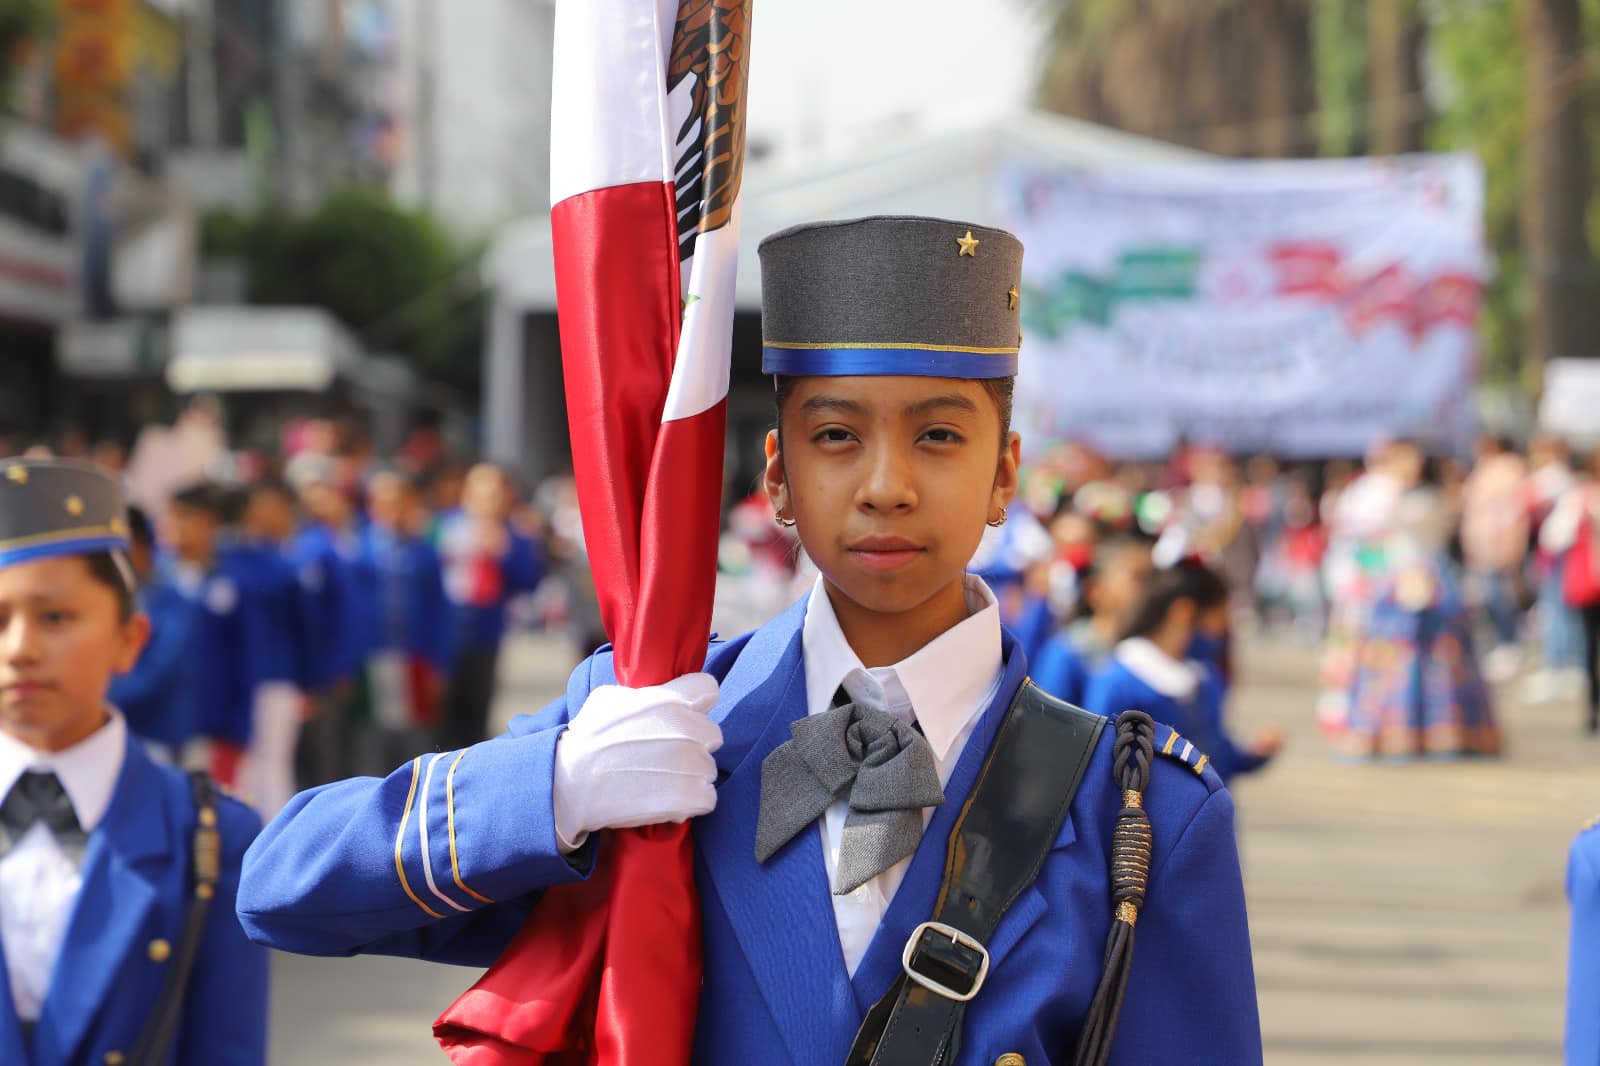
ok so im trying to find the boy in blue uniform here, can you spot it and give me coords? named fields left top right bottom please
left=1570, top=817, right=1600, bottom=1064
left=358, top=470, right=452, bottom=771
left=288, top=463, right=369, bottom=785
left=108, top=507, right=198, bottom=760
left=238, top=217, right=1262, bottom=1064
left=166, top=484, right=257, bottom=790
left=228, top=481, right=315, bottom=818
left=0, top=458, right=266, bottom=1065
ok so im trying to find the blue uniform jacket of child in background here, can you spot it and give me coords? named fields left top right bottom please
left=109, top=575, right=197, bottom=751
left=237, top=597, right=1263, bottom=1066
left=1084, top=655, right=1267, bottom=784
left=0, top=733, right=267, bottom=1066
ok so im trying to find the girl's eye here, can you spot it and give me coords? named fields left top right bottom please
left=922, top=428, right=964, bottom=444
left=813, top=428, right=855, bottom=444
left=41, top=610, right=72, bottom=625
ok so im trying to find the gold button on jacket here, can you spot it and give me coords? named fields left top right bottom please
left=147, top=938, right=172, bottom=964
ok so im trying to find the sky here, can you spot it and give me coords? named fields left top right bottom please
left=743, top=0, right=1048, bottom=157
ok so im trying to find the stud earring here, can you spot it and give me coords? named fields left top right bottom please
left=987, top=507, right=1008, bottom=528
left=775, top=514, right=796, bottom=528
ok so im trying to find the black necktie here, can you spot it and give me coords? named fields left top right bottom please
left=0, top=771, right=88, bottom=861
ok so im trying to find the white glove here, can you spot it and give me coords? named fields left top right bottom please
left=552, top=673, right=723, bottom=853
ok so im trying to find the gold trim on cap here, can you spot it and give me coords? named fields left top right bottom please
left=0, top=524, right=127, bottom=554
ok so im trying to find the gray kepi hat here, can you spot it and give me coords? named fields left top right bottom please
left=0, top=458, right=131, bottom=572
left=758, top=215, right=1024, bottom=379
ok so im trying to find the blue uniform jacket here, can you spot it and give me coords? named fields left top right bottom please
left=0, top=733, right=267, bottom=1065
left=1084, top=660, right=1267, bottom=784
left=225, top=542, right=311, bottom=691
left=444, top=521, right=544, bottom=654
left=290, top=524, right=368, bottom=690
left=362, top=527, right=453, bottom=671
left=1033, top=629, right=1097, bottom=709
left=110, top=577, right=198, bottom=751
left=1569, top=820, right=1600, bottom=1065
left=170, top=556, right=256, bottom=749
left=238, top=599, right=1262, bottom=1065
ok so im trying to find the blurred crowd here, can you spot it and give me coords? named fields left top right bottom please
left=2, top=407, right=605, bottom=820
left=11, top=409, right=1597, bottom=817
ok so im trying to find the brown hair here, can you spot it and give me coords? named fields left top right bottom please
left=81, top=551, right=135, bottom=621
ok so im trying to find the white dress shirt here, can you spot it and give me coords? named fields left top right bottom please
left=800, top=574, right=1003, bottom=975
left=0, top=711, right=126, bottom=1021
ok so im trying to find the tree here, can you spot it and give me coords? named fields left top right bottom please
left=1036, top=0, right=1320, bottom=158
left=203, top=189, right=485, bottom=394
left=1520, top=0, right=1600, bottom=364
left=0, top=0, right=48, bottom=104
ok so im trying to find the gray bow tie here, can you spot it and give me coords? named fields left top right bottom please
left=0, top=771, right=87, bottom=861
left=755, top=701, right=945, bottom=894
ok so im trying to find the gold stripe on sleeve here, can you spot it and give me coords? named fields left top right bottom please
left=445, top=749, right=494, bottom=904
left=395, top=757, right=445, bottom=919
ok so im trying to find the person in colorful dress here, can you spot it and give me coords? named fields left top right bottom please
left=1339, top=478, right=1500, bottom=759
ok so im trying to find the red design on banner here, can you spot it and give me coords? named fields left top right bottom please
left=1269, top=243, right=1481, bottom=340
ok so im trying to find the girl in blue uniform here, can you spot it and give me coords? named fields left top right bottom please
left=1033, top=536, right=1153, bottom=707
left=1085, top=562, right=1283, bottom=784
left=0, top=458, right=265, bottom=1066
left=238, top=217, right=1262, bottom=1065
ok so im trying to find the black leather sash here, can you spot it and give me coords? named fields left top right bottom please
left=130, top=771, right=221, bottom=1066
left=844, top=681, right=1106, bottom=1066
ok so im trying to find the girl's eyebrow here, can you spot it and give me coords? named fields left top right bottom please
left=799, top=395, right=868, bottom=416
left=905, top=394, right=978, bottom=417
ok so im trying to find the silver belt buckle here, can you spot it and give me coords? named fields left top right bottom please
left=901, top=920, right=990, bottom=1002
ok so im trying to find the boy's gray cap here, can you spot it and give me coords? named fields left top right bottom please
left=0, top=458, right=130, bottom=571
left=758, top=215, right=1023, bottom=378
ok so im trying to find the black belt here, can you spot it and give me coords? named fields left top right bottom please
left=844, top=680, right=1106, bottom=1066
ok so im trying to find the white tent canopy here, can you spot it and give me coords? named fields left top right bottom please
left=484, top=109, right=1203, bottom=313
left=481, top=109, right=1202, bottom=467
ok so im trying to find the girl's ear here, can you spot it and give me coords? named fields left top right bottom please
left=113, top=611, right=151, bottom=675
left=763, top=430, right=789, bottom=519
left=990, top=431, right=1022, bottom=517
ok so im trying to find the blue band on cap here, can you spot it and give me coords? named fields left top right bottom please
left=762, top=345, right=1019, bottom=378
left=0, top=533, right=130, bottom=572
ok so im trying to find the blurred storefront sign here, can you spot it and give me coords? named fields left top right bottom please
left=1540, top=359, right=1600, bottom=443
left=999, top=154, right=1489, bottom=459
left=167, top=305, right=362, bottom=392
left=57, top=317, right=167, bottom=376
left=54, top=0, right=137, bottom=154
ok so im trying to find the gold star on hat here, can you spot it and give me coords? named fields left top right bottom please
left=64, top=495, right=84, bottom=517
left=1007, top=286, right=1020, bottom=310
left=956, top=230, right=980, bottom=257
left=5, top=466, right=26, bottom=485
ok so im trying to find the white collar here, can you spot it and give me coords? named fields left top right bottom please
left=802, top=574, right=1002, bottom=765
left=1113, top=637, right=1204, bottom=702
left=0, top=709, right=126, bottom=832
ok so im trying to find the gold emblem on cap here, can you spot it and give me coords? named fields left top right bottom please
left=104, top=1052, right=126, bottom=1066
left=64, top=495, right=85, bottom=517
left=110, top=516, right=127, bottom=536
left=5, top=466, right=25, bottom=485
left=957, top=230, right=980, bottom=257
left=1007, top=285, right=1020, bottom=310
left=147, top=938, right=172, bottom=963
left=996, top=1055, right=1027, bottom=1066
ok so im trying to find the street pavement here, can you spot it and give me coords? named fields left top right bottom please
left=266, top=631, right=1596, bottom=1064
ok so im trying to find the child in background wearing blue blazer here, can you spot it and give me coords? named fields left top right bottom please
left=1085, top=561, right=1284, bottom=784
left=1033, top=536, right=1153, bottom=708
left=0, top=458, right=266, bottom=1066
